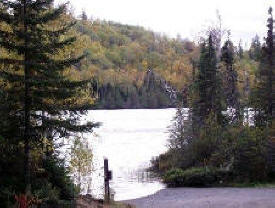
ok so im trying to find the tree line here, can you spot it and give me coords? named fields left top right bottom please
left=72, top=13, right=260, bottom=110
left=151, top=7, right=274, bottom=187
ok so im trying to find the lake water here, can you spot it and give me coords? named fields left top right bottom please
left=82, top=109, right=176, bottom=201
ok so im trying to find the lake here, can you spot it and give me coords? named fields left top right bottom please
left=82, top=109, right=176, bottom=200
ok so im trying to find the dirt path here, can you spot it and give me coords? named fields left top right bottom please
left=123, top=188, right=275, bottom=208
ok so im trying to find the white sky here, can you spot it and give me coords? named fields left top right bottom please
left=56, top=0, right=274, bottom=46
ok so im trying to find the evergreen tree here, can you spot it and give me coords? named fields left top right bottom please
left=193, top=35, right=223, bottom=127
left=168, top=107, right=191, bottom=150
left=81, top=10, right=88, bottom=21
left=249, top=34, right=262, bottom=61
left=221, top=39, right=240, bottom=121
left=251, top=7, right=274, bottom=127
left=237, top=40, right=244, bottom=59
left=0, top=0, right=96, bottom=191
left=266, top=7, right=274, bottom=125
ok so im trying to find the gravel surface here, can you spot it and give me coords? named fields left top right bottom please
left=123, top=188, right=275, bottom=208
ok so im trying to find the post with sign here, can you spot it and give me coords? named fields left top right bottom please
left=104, top=158, right=112, bottom=203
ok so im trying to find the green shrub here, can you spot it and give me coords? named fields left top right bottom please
left=184, top=167, right=229, bottom=187
left=232, top=127, right=268, bottom=182
left=33, top=183, right=60, bottom=203
left=150, top=150, right=183, bottom=174
left=163, top=168, right=185, bottom=187
left=163, top=167, right=230, bottom=187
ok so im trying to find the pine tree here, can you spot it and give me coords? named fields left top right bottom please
left=237, top=40, right=244, bottom=59
left=168, top=107, right=189, bottom=149
left=0, top=0, right=96, bottom=191
left=193, top=35, right=223, bottom=127
left=266, top=7, right=274, bottom=125
left=167, top=35, right=224, bottom=168
left=249, top=35, right=262, bottom=61
left=81, top=10, right=88, bottom=21
left=221, top=39, right=240, bottom=122
left=251, top=7, right=274, bottom=127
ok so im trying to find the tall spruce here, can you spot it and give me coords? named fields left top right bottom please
left=221, top=39, right=240, bottom=122
left=266, top=7, right=274, bottom=125
left=193, top=35, right=223, bottom=127
left=249, top=35, right=262, bottom=62
left=0, top=0, right=96, bottom=191
left=251, top=7, right=274, bottom=127
left=237, top=40, right=244, bottom=59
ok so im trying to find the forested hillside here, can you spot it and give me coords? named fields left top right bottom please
left=67, top=15, right=259, bottom=109
left=2, top=10, right=256, bottom=110
left=72, top=17, right=198, bottom=109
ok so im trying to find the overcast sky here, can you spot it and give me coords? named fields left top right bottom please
left=56, top=0, right=274, bottom=46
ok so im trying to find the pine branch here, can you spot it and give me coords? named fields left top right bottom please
left=27, top=4, right=66, bottom=25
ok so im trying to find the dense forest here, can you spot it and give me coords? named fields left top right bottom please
left=151, top=7, right=274, bottom=188
left=73, top=17, right=197, bottom=109
left=72, top=16, right=258, bottom=109
left=0, top=0, right=273, bottom=207
left=0, top=6, right=259, bottom=110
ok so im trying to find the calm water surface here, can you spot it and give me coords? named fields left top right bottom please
left=82, top=109, right=176, bottom=200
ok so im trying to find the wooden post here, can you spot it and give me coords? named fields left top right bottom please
left=104, top=158, right=110, bottom=203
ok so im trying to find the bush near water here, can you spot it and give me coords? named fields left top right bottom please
left=156, top=116, right=274, bottom=186
left=163, top=167, right=230, bottom=187
left=153, top=124, right=272, bottom=186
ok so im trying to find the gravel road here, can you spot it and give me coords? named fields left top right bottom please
left=123, top=188, right=275, bottom=208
